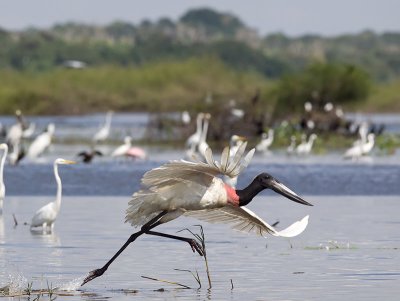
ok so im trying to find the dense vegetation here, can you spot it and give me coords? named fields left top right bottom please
left=0, top=7, right=399, bottom=115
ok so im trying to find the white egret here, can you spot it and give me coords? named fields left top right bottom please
left=6, top=110, right=25, bottom=150
left=0, top=144, right=8, bottom=214
left=352, top=122, right=369, bottom=147
left=111, top=136, right=132, bottom=157
left=22, top=122, right=36, bottom=138
left=286, top=136, right=297, bottom=155
left=27, top=123, right=55, bottom=159
left=256, top=129, right=274, bottom=153
left=186, top=112, right=204, bottom=151
left=181, top=111, right=191, bottom=125
left=344, top=133, right=375, bottom=159
left=296, top=134, right=317, bottom=155
left=197, top=113, right=211, bottom=158
left=81, top=142, right=312, bottom=285
left=93, top=111, right=113, bottom=143
left=229, top=135, right=246, bottom=157
left=30, top=158, right=76, bottom=231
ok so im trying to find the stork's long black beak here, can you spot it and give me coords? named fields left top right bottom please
left=270, top=178, right=313, bottom=206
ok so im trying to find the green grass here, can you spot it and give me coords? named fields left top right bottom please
left=0, top=57, right=268, bottom=115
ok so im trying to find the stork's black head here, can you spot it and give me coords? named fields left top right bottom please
left=254, top=173, right=313, bottom=206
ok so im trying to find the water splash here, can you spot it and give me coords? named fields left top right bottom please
left=57, top=275, right=86, bottom=291
left=0, top=272, right=29, bottom=295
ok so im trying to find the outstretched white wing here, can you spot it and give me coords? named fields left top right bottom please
left=141, top=142, right=255, bottom=189
left=185, top=205, right=309, bottom=238
left=126, top=143, right=255, bottom=227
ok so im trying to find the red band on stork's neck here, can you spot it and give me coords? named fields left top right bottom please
left=224, top=183, right=240, bottom=206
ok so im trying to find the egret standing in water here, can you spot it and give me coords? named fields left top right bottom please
left=197, top=113, right=211, bottom=159
left=93, top=111, right=113, bottom=143
left=185, top=113, right=204, bottom=157
left=30, top=158, right=76, bottom=232
left=344, top=133, right=375, bottom=159
left=0, top=144, right=8, bottom=214
left=256, top=129, right=274, bottom=153
left=296, top=134, right=317, bottom=155
left=82, top=143, right=312, bottom=285
left=286, top=136, right=297, bottom=155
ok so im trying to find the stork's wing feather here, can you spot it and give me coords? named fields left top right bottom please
left=142, top=143, right=255, bottom=189
left=127, top=144, right=256, bottom=227
left=184, top=206, right=309, bottom=238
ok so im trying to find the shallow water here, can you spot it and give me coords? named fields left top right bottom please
left=1, top=195, right=399, bottom=300
left=1, top=113, right=400, bottom=300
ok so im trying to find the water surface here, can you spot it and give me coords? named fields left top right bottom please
left=1, top=196, right=399, bottom=300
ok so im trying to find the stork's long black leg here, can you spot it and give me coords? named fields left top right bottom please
left=146, top=230, right=204, bottom=256
left=81, top=211, right=204, bottom=286
left=81, top=211, right=167, bottom=286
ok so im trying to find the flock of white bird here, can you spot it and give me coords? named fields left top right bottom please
left=184, top=112, right=375, bottom=161
left=0, top=110, right=148, bottom=233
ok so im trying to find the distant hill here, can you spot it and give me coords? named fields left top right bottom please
left=0, top=7, right=399, bottom=81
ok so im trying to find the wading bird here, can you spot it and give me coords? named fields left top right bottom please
left=22, top=122, right=36, bottom=139
left=77, top=148, right=103, bottom=164
left=93, top=111, right=113, bottom=143
left=8, top=142, right=25, bottom=165
left=126, top=146, right=147, bottom=160
left=344, top=133, right=375, bottom=159
left=296, top=133, right=317, bottom=155
left=186, top=113, right=204, bottom=154
left=111, top=136, right=132, bottom=157
left=229, top=135, right=246, bottom=157
left=197, top=113, right=211, bottom=158
left=0, top=144, right=8, bottom=214
left=27, top=123, right=55, bottom=159
left=6, top=110, right=26, bottom=151
left=81, top=142, right=312, bottom=286
left=30, top=158, right=76, bottom=232
left=256, top=129, right=274, bottom=153
left=286, top=136, right=297, bottom=155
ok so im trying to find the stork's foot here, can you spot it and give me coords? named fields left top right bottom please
left=188, top=239, right=204, bottom=256
left=81, top=268, right=106, bottom=286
